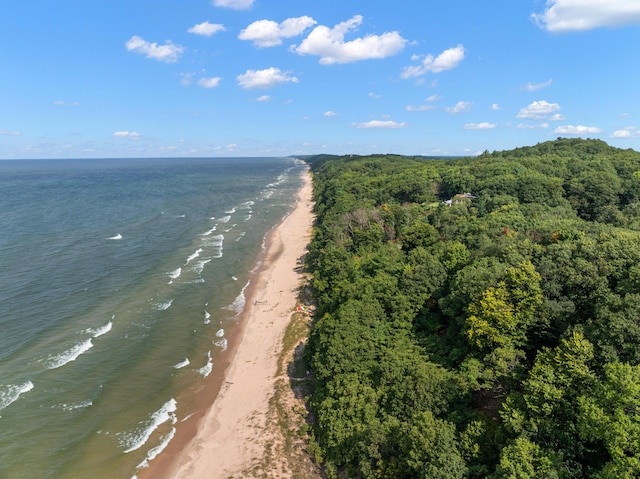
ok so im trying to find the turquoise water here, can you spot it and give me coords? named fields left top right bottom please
left=0, top=157, right=305, bottom=478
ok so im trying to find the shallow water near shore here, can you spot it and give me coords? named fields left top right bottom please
left=0, top=157, right=305, bottom=478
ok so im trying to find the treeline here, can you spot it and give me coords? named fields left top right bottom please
left=303, top=139, right=640, bottom=478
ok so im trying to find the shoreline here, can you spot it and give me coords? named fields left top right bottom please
left=141, top=167, right=314, bottom=479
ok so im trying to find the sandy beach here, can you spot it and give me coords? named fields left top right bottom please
left=149, top=168, right=315, bottom=479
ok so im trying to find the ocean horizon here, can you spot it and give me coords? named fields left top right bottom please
left=0, top=157, right=306, bottom=478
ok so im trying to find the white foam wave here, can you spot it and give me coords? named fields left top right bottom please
left=225, top=207, right=236, bottom=214
left=243, top=215, right=252, bottom=221
left=236, top=231, right=246, bottom=242
left=155, top=300, right=173, bottom=311
left=137, top=427, right=176, bottom=470
left=216, top=329, right=225, bottom=338
left=55, top=400, right=93, bottom=412
left=91, top=321, right=113, bottom=338
left=185, top=248, right=203, bottom=265
left=44, top=339, right=93, bottom=369
left=240, top=200, right=255, bottom=208
left=108, top=234, right=123, bottom=240
left=203, top=234, right=224, bottom=258
left=198, top=351, right=213, bottom=377
left=219, top=215, right=231, bottom=223
left=204, top=311, right=211, bottom=325
left=214, top=338, right=228, bottom=351
left=232, top=276, right=238, bottom=281
left=192, top=259, right=211, bottom=275
left=121, top=398, right=177, bottom=453
left=0, top=381, right=35, bottom=412
left=225, top=281, right=249, bottom=314
left=167, top=268, right=182, bottom=284
left=202, top=225, right=217, bottom=236
left=173, top=358, right=190, bottom=369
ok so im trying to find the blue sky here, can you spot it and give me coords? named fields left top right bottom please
left=1, top=0, right=639, bottom=158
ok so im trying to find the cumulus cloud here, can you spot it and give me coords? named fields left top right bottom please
left=213, top=0, right=254, bottom=10
left=125, top=35, right=184, bottom=62
left=239, top=16, right=316, bottom=47
left=324, top=111, right=338, bottom=117
left=554, top=124, right=602, bottom=135
left=113, top=131, right=141, bottom=138
left=0, top=130, right=21, bottom=136
left=532, top=0, right=640, bottom=32
left=446, top=101, right=473, bottom=114
left=255, top=95, right=271, bottom=102
left=236, top=67, right=298, bottom=89
left=612, top=126, right=640, bottom=138
left=188, top=21, right=226, bottom=37
left=368, top=92, right=381, bottom=99
left=353, top=120, right=407, bottom=129
left=292, top=15, right=406, bottom=64
left=491, top=103, right=501, bottom=110
left=400, top=45, right=465, bottom=79
left=464, top=122, right=497, bottom=130
left=516, top=100, right=561, bottom=119
left=198, top=77, right=222, bottom=88
left=523, top=79, right=553, bottom=91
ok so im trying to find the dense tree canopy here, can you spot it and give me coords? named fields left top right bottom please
left=302, top=139, right=640, bottom=478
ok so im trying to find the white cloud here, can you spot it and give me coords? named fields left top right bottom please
left=554, top=124, right=602, bottom=135
left=353, top=120, right=407, bottom=129
left=523, top=79, right=553, bottom=91
left=612, top=126, right=640, bottom=138
left=324, top=110, right=338, bottom=117
left=0, top=130, right=21, bottom=136
left=198, top=77, right=222, bottom=88
left=292, top=15, right=407, bottom=64
left=239, top=16, right=316, bottom=47
left=426, top=94, right=441, bottom=102
left=368, top=92, right=381, bottom=99
left=532, top=0, right=640, bottom=32
left=446, top=101, right=472, bottom=114
left=255, top=95, right=271, bottom=102
left=400, top=44, right=465, bottom=79
left=213, top=0, right=254, bottom=10
left=464, top=122, right=497, bottom=130
left=125, top=35, right=184, bottom=63
left=491, top=103, right=501, bottom=110
left=188, top=21, right=226, bottom=37
left=406, top=104, right=436, bottom=112
left=113, top=131, right=141, bottom=139
left=518, top=122, right=550, bottom=130
left=550, top=113, right=566, bottom=121
left=236, top=67, right=298, bottom=89
left=516, top=100, right=560, bottom=119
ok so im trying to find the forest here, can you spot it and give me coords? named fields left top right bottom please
left=302, top=138, right=640, bottom=478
